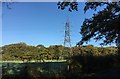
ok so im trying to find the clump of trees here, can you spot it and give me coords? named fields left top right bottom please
left=1, top=42, right=118, bottom=62
left=1, top=43, right=69, bottom=61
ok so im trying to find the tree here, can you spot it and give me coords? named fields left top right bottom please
left=57, top=0, right=78, bottom=12
left=48, top=45, right=61, bottom=59
left=58, top=1, right=120, bottom=46
left=36, top=44, right=45, bottom=49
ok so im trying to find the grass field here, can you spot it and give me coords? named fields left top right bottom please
left=0, top=60, right=67, bottom=63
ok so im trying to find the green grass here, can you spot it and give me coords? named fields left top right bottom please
left=0, top=60, right=67, bottom=63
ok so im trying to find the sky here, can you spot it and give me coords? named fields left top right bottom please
left=2, top=2, right=116, bottom=47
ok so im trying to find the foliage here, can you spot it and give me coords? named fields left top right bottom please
left=1, top=43, right=118, bottom=61
left=80, top=2, right=120, bottom=45
left=57, top=0, right=78, bottom=12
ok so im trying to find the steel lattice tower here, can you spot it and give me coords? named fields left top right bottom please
left=60, top=17, right=72, bottom=60
left=64, top=17, right=71, bottom=48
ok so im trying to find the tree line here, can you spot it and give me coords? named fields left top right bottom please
left=1, top=42, right=118, bottom=62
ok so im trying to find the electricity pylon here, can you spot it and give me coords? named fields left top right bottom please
left=60, top=17, right=72, bottom=60
left=64, top=17, right=71, bottom=48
